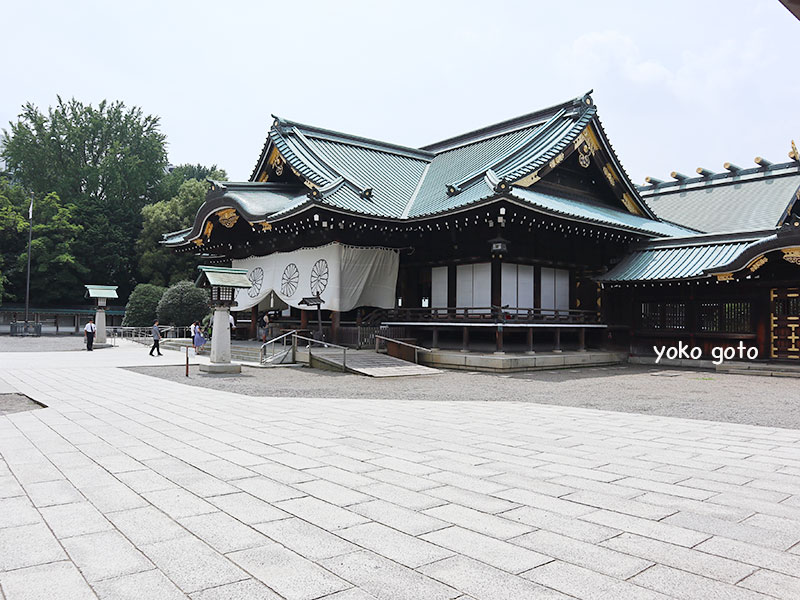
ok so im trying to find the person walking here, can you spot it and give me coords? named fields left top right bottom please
left=193, top=325, right=207, bottom=355
left=190, top=320, right=199, bottom=352
left=260, top=312, right=270, bottom=342
left=150, top=320, right=163, bottom=356
left=84, top=318, right=97, bottom=351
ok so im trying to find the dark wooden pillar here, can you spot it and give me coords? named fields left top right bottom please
left=526, top=327, right=535, bottom=354
left=331, top=311, right=340, bottom=344
left=250, top=306, right=258, bottom=340
left=578, top=327, right=586, bottom=352
left=553, top=327, right=562, bottom=353
left=300, top=310, right=309, bottom=330
left=461, top=327, right=469, bottom=353
left=491, top=258, right=502, bottom=310
left=447, top=266, right=457, bottom=315
left=432, top=326, right=439, bottom=349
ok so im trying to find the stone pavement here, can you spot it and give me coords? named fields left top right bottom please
left=2, top=343, right=800, bottom=598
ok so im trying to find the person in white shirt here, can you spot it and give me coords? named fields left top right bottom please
left=190, top=320, right=198, bottom=352
left=84, top=318, right=97, bottom=351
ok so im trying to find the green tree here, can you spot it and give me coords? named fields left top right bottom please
left=1, top=97, right=167, bottom=299
left=0, top=180, right=30, bottom=303
left=156, top=280, right=209, bottom=326
left=0, top=183, right=86, bottom=305
left=156, top=163, right=227, bottom=204
left=122, top=283, right=166, bottom=326
left=137, top=171, right=225, bottom=287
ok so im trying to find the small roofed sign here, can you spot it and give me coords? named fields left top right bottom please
left=84, top=285, right=118, bottom=307
left=196, top=265, right=252, bottom=306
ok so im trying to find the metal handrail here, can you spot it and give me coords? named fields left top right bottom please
left=294, top=333, right=348, bottom=372
left=374, top=334, right=431, bottom=365
left=374, top=335, right=432, bottom=353
left=260, top=330, right=297, bottom=364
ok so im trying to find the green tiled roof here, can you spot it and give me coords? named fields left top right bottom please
left=508, top=188, right=692, bottom=237
left=640, top=164, right=800, bottom=233
left=597, top=231, right=770, bottom=282
left=166, top=93, right=698, bottom=246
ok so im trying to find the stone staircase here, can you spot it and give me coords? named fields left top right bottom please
left=716, top=361, right=800, bottom=378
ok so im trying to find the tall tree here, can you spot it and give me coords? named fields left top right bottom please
left=0, top=180, right=29, bottom=303
left=137, top=167, right=226, bottom=287
left=0, top=179, right=86, bottom=305
left=1, top=97, right=167, bottom=299
left=156, top=163, right=227, bottom=204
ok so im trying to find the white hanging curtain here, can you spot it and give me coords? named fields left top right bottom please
left=232, top=243, right=399, bottom=312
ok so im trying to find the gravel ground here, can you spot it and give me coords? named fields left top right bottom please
left=0, top=335, right=89, bottom=352
left=127, top=362, right=800, bottom=430
left=0, top=393, right=44, bottom=415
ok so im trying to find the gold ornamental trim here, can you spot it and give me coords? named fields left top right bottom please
left=621, top=193, right=643, bottom=216
left=782, top=247, right=800, bottom=265
left=269, top=149, right=285, bottom=176
left=548, top=153, right=565, bottom=170
left=748, top=256, right=768, bottom=272
left=216, top=208, right=239, bottom=228
left=203, top=221, right=214, bottom=238
left=513, top=170, right=540, bottom=188
left=716, top=272, right=734, bottom=282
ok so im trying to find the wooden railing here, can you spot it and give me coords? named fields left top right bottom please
left=381, top=306, right=601, bottom=324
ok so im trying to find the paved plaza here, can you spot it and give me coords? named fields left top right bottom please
left=2, top=342, right=800, bottom=598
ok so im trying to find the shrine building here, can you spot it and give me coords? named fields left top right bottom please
left=163, top=93, right=800, bottom=361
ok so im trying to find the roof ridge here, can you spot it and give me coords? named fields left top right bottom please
left=444, top=108, right=572, bottom=195
left=420, top=93, right=591, bottom=153
left=274, top=116, right=434, bottom=161
left=639, top=161, right=800, bottom=195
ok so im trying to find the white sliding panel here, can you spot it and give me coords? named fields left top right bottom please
left=431, top=266, right=448, bottom=308
left=501, top=263, right=517, bottom=308
left=456, top=264, right=473, bottom=308
left=473, top=262, right=491, bottom=312
left=555, top=268, right=570, bottom=311
left=540, top=267, right=555, bottom=312
left=518, top=265, right=534, bottom=309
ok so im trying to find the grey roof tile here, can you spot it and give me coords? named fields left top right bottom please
left=641, top=170, right=800, bottom=233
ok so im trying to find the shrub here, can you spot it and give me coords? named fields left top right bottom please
left=122, top=283, right=166, bottom=326
left=156, top=280, right=209, bottom=326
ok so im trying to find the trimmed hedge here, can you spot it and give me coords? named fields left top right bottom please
left=122, top=283, right=166, bottom=327
left=156, top=280, right=209, bottom=326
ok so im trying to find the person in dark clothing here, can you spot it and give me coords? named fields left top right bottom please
left=150, top=320, right=163, bottom=356
left=84, top=318, right=96, bottom=351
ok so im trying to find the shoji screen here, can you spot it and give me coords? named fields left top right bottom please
left=431, top=266, right=448, bottom=308
left=541, top=267, right=570, bottom=312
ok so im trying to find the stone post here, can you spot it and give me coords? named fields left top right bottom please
left=95, top=308, right=107, bottom=344
left=210, top=306, right=232, bottom=364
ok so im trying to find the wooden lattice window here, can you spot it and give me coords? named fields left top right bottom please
left=640, top=302, right=686, bottom=330
left=699, top=302, right=752, bottom=333
left=640, top=302, right=661, bottom=329
left=664, top=303, right=686, bottom=329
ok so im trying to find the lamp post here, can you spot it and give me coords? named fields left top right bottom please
left=196, top=266, right=252, bottom=374
left=298, top=294, right=325, bottom=340
left=24, top=197, right=33, bottom=332
left=84, top=285, right=118, bottom=346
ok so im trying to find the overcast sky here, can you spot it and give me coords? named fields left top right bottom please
left=2, top=1, right=798, bottom=184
